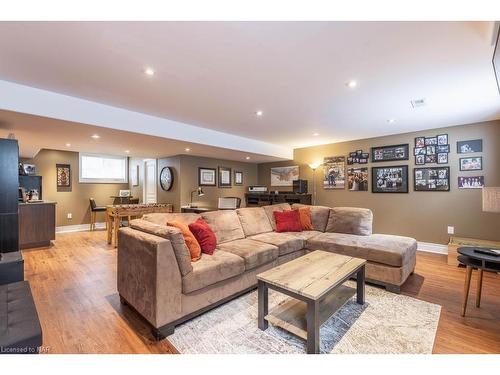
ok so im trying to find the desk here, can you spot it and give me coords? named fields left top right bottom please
left=180, top=206, right=217, bottom=214
left=457, top=247, right=500, bottom=316
left=106, top=203, right=173, bottom=247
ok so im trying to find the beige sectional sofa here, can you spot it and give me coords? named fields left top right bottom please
left=117, top=203, right=416, bottom=339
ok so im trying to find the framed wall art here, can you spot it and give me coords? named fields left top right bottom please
left=56, top=164, right=71, bottom=192
left=323, top=156, right=345, bottom=189
left=347, top=150, right=369, bottom=165
left=347, top=167, right=368, bottom=191
left=218, top=166, right=232, bottom=187
left=414, top=134, right=450, bottom=165
left=457, top=139, right=483, bottom=154
left=458, top=176, right=484, bottom=189
left=234, top=171, right=243, bottom=185
left=414, top=167, right=450, bottom=192
left=198, top=167, right=217, bottom=186
left=371, top=144, right=409, bottom=162
left=372, top=165, right=408, bottom=193
left=459, top=157, right=482, bottom=171
left=270, top=166, right=299, bottom=186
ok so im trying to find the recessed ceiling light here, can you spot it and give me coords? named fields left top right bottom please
left=255, top=110, right=263, bottom=117
left=125, top=150, right=130, bottom=154
left=245, top=156, right=251, bottom=160
left=144, top=68, right=155, bottom=76
left=346, top=80, right=357, bottom=88
left=185, top=148, right=191, bottom=152
left=65, top=143, right=71, bottom=147
left=387, top=119, right=396, bottom=124
left=313, top=132, right=319, bottom=137
left=91, top=134, right=100, bottom=139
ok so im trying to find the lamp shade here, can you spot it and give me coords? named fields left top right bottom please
left=482, top=187, right=500, bottom=213
left=197, top=187, right=205, bottom=196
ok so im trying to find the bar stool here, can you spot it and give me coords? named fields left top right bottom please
left=89, top=198, right=107, bottom=231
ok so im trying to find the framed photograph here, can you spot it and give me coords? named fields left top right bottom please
left=436, top=144, right=450, bottom=153
left=270, top=165, right=299, bottom=186
left=414, top=147, right=426, bottom=156
left=347, top=157, right=353, bottom=165
left=23, top=164, right=36, bottom=175
left=198, top=167, right=216, bottom=186
left=437, top=153, right=448, bottom=164
left=457, top=139, right=483, bottom=154
left=458, top=176, right=484, bottom=189
left=425, top=154, right=437, bottom=163
left=415, top=155, right=425, bottom=165
left=372, top=165, right=408, bottom=193
left=437, top=134, right=448, bottom=145
left=349, top=152, right=357, bottom=157
left=348, top=167, right=368, bottom=191
left=414, top=167, right=450, bottom=191
left=218, top=166, right=232, bottom=187
left=361, top=152, right=369, bottom=159
left=56, top=164, right=71, bottom=192
left=323, top=156, right=345, bottom=189
left=356, top=150, right=363, bottom=156
left=234, top=171, right=243, bottom=185
left=426, top=145, right=436, bottom=155
left=415, top=137, right=425, bottom=148
left=459, top=157, right=482, bottom=171
left=371, top=144, right=409, bottom=162
left=425, top=137, right=437, bottom=146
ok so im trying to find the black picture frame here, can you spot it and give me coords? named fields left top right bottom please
left=437, top=153, right=448, bottom=164
left=56, top=164, right=71, bottom=192
left=218, top=166, right=232, bottom=187
left=426, top=145, right=436, bottom=155
left=415, top=155, right=425, bottom=165
left=414, top=167, right=450, bottom=192
left=425, top=154, right=437, bottom=164
left=459, top=157, right=483, bottom=171
left=234, top=171, right=243, bottom=185
left=457, top=139, right=483, bottom=154
left=415, top=137, right=425, bottom=148
left=371, top=165, right=409, bottom=193
left=436, top=144, right=450, bottom=153
left=414, top=147, right=426, bottom=156
left=425, top=137, right=437, bottom=146
left=371, top=144, right=409, bottom=162
left=437, top=134, right=448, bottom=146
left=198, top=167, right=217, bottom=186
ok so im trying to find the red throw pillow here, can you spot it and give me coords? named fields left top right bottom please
left=188, top=218, right=217, bottom=255
left=274, top=210, right=303, bottom=233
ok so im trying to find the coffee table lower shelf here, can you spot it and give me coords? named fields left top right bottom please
left=264, top=285, right=356, bottom=340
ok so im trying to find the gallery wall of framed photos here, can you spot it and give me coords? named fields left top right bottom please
left=258, top=120, right=499, bottom=244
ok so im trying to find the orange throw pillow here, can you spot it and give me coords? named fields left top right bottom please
left=296, top=207, right=314, bottom=230
left=167, top=220, right=201, bottom=261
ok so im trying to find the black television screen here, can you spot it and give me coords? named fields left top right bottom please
left=494, top=26, right=500, bottom=95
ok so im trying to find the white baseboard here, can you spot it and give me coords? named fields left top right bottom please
left=56, top=222, right=106, bottom=233
left=417, top=241, right=448, bottom=255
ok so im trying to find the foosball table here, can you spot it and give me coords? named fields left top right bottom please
left=106, top=203, right=173, bottom=247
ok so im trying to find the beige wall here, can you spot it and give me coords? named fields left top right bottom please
left=22, top=149, right=128, bottom=227
left=258, top=120, right=500, bottom=244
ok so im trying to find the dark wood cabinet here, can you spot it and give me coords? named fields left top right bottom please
left=19, top=202, right=56, bottom=249
left=245, top=193, right=312, bottom=207
left=0, top=139, right=19, bottom=253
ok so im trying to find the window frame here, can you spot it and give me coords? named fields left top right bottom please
left=78, top=152, right=128, bottom=184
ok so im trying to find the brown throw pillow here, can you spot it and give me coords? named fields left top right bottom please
left=296, top=207, right=314, bottom=230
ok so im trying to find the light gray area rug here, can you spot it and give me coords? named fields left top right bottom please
left=169, top=281, right=441, bottom=354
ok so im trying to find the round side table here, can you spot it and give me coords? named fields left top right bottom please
left=457, top=247, right=500, bottom=317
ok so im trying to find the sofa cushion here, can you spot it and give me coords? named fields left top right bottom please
left=236, top=207, right=273, bottom=237
left=189, top=218, right=217, bottom=255
left=262, top=203, right=291, bottom=230
left=167, top=220, right=202, bottom=261
left=130, top=219, right=193, bottom=276
left=305, top=232, right=417, bottom=267
left=325, top=207, right=373, bottom=236
left=292, top=204, right=330, bottom=232
left=182, top=250, right=245, bottom=293
left=283, top=230, right=323, bottom=241
left=274, top=210, right=302, bottom=232
left=142, top=213, right=201, bottom=226
left=249, top=232, right=304, bottom=256
left=296, top=206, right=314, bottom=230
left=201, top=210, right=245, bottom=244
left=217, top=239, right=279, bottom=270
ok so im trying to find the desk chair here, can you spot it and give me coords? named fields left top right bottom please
left=89, top=198, right=107, bottom=231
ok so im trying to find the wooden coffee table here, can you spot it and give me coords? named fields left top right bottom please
left=257, top=250, right=366, bottom=354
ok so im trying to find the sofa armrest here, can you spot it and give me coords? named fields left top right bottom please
left=117, top=227, right=182, bottom=329
left=0, top=251, right=24, bottom=286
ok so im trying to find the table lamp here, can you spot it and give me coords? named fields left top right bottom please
left=190, top=187, right=205, bottom=208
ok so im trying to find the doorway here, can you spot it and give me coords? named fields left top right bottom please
left=143, top=159, right=157, bottom=204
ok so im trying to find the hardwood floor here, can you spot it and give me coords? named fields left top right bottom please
left=22, top=230, right=499, bottom=354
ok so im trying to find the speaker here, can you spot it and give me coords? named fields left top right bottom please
left=293, top=179, right=308, bottom=194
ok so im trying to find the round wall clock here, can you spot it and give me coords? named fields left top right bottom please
left=159, top=167, right=174, bottom=191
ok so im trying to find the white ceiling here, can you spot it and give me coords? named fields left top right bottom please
left=0, top=109, right=282, bottom=163
left=0, top=21, right=499, bottom=154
